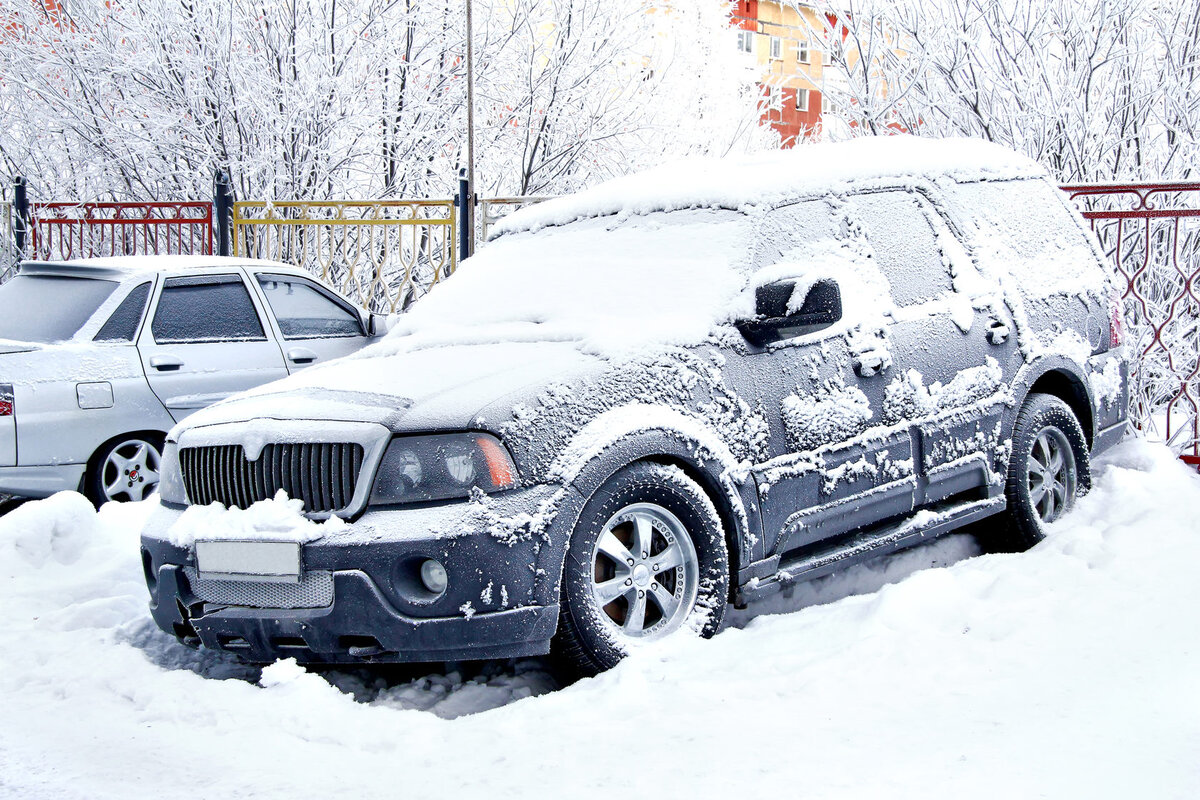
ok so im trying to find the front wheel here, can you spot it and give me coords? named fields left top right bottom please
left=553, top=461, right=729, bottom=677
left=980, top=393, right=1090, bottom=553
left=85, top=434, right=164, bottom=506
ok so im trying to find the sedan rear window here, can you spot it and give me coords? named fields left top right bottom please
left=0, top=274, right=118, bottom=343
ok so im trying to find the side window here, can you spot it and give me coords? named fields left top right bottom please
left=755, top=199, right=841, bottom=269
left=853, top=191, right=953, bottom=307
left=151, top=275, right=267, bottom=344
left=948, top=178, right=1105, bottom=298
left=255, top=274, right=364, bottom=339
left=94, top=282, right=151, bottom=342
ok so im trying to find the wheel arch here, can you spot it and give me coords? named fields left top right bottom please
left=538, top=405, right=763, bottom=604
left=1013, top=358, right=1095, bottom=447
left=81, top=429, right=168, bottom=494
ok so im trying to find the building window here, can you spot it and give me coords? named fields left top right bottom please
left=737, top=30, right=754, bottom=53
left=767, top=84, right=782, bottom=110
left=822, top=46, right=833, bottom=66
left=795, top=89, right=809, bottom=112
left=796, top=39, right=809, bottom=64
left=821, top=92, right=831, bottom=113
left=769, top=36, right=782, bottom=60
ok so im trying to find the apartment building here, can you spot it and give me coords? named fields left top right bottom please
left=730, top=1, right=840, bottom=146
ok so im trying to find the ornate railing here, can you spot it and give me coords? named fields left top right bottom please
left=232, top=200, right=456, bottom=313
left=27, top=202, right=214, bottom=261
left=1062, top=182, right=1200, bottom=464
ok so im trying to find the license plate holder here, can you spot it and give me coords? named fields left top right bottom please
left=195, top=540, right=302, bottom=583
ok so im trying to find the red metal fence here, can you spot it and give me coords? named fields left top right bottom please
left=27, top=201, right=214, bottom=261
left=1062, top=182, right=1200, bottom=463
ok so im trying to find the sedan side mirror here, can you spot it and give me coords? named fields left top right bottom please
left=737, top=278, right=842, bottom=347
left=366, top=312, right=391, bottom=337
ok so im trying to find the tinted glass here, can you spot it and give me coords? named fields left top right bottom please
left=853, top=191, right=953, bottom=307
left=94, top=282, right=151, bottom=342
left=0, top=275, right=117, bottom=343
left=151, top=275, right=266, bottom=343
left=256, top=274, right=363, bottom=338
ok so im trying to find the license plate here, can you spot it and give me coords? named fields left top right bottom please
left=195, top=540, right=301, bottom=583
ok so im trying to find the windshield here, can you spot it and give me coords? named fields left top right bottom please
left=0, top=274, right=119, bottom=343
left=384, top=208, right=756, bottom=357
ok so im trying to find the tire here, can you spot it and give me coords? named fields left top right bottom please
left=84, top=433, right=165, bottom=507
left=553, top=461, right=730, bottom=677
left=979, top=393, right=1090, bottom=553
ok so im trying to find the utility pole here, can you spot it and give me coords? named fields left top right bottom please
left=464, top=0, right=476, bottom=258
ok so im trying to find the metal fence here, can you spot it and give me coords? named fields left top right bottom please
left=1062, top=182, right=1200, bottom=464
left=27, top=202, right=214, bottom=261
left=233, top=200, right=456, bottom=313
left=479, top=196, right=552, bottom=242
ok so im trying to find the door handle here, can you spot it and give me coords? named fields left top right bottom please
left=986, top=317, right=1011, bottom=345
left=287, top=347, right=318, bottom=364
left=148, top=355, right=183, bottom=371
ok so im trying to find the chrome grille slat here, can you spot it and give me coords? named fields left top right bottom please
left=178, top=442, right=364, bottom=513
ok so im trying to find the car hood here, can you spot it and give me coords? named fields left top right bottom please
left=178, top=341, right=606, bottom=435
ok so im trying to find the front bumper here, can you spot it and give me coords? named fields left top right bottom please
left=0, top=463, right=85, bottom=498
left=140, top=483, right=580, bottom=664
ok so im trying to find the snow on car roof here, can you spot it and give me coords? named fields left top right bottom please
left=20, top=255, right=300, bottom=280
left=493, top=135, right=1045, bottom=238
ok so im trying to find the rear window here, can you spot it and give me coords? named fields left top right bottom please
left=0, top=274, right=118, bottom=343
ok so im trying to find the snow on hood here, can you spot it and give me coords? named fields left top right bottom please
left=179, top=340, right=603, bottom=433
left=494, top=136, right=1043, bottom=238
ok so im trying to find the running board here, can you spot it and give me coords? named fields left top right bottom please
left=737, top=496, right=1005, bottom=605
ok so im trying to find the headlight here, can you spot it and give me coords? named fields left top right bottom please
left=157, top=441, right=187, bottom=505
left=369, top=433, right=517, bottom=505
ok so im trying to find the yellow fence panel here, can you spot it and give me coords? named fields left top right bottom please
left=233, top=200, right=456, bottom=313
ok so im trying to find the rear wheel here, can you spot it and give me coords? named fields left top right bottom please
left=85, top=434, right=164, bottom=506
left=553, top=462, right=729, bottom=677
left=979, top=393, right=1090, bottom=553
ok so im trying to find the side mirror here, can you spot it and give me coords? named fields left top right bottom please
left=737, top=278, right=842, bottom=347
left=366, top=312, right=390, bottom=337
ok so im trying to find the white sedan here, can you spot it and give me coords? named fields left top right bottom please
left=0, top=256, right=384, bottom=505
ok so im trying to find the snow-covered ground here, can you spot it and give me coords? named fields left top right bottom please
left=1, top=439, right=1197, bottom=799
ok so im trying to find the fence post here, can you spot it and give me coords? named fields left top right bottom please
left=12, top=177, right=29, bottom=258
left=213, top=170, right=233, bottom=256
left=457, top=169, right=473, bottom=262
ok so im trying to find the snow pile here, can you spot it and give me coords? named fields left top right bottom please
left=1, top=441, right=1197, bottom=798
left=493, top=136, right=1043, bottom=237
left=166, top=490, right=346, bottom=548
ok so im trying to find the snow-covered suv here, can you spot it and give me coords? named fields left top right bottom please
left=140, top=137, right=1128, bottom=676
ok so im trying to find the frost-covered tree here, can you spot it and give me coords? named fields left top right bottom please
left=805, top=0, right=1200, bottom=182
left=0, top=0, right=770, bottom=202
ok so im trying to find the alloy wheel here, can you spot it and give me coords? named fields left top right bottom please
left=1027, top=427, right=1077, bottom=524
left=589, top=502, right=700, bottom=639
left=101, top=438, right=162, bottom=503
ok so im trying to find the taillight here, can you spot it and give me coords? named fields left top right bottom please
left=1110, top=290, right=1124, bottom=348
left=0, top=384, right=12, bottom=416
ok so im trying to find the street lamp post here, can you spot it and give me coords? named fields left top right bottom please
left=464, top=0, right=476, bottom=258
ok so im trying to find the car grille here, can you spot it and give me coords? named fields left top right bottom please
left=179, top=442, right=364, bottom=513
left=182, top=566, right=334, bottom=609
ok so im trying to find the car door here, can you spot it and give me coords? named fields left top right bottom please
left=137, top=271, right=289, bottom=421
left=250, top=272, right=372, bottom=371
left=748, top=199, right=920, bottom=555
left=848, top=188, right=1012, bottom=506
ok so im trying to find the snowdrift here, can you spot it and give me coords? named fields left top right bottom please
left=1, top=441, right=1196, bottom=798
